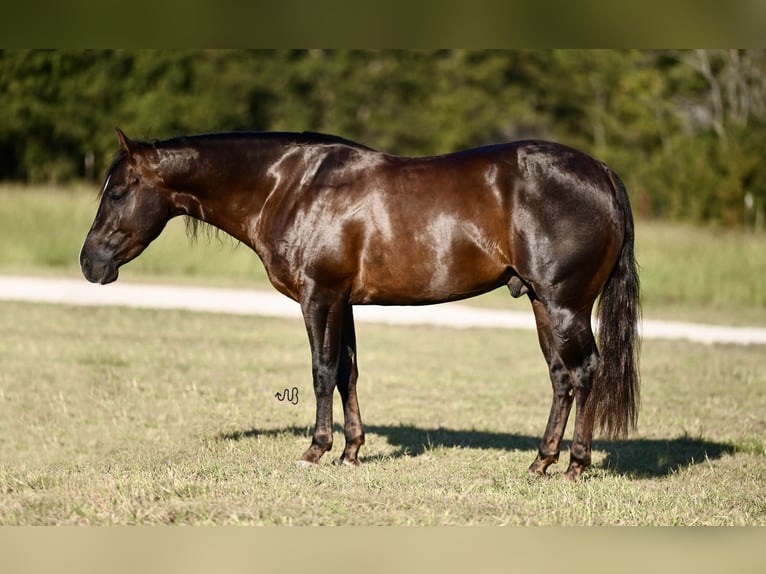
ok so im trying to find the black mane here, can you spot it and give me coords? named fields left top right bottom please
left=99, top=130, right=374, bottom=197
left=153, top=130, right=377, bottom=152
left=98, top=130, right=377, bottom=239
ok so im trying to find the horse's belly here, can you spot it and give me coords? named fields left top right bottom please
left=350, top=247, right=510, bottom=305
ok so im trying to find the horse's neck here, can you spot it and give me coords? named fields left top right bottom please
left=158, top=141, right=283, bottom=246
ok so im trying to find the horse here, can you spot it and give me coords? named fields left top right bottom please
left=80, top=129, right=640, bottom=481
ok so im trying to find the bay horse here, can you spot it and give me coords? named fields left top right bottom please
left=80, top=129, right=640, bottom=481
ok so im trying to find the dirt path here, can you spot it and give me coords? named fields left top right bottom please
left=1, top=275, right=765, bottom=345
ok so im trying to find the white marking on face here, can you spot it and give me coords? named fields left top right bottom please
left=102, top=174, right=112, bottom=194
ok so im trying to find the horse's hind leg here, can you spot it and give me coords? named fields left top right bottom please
left=337, top=305, right=365, bottom=466
left=562, top=335, right=599, bottom=481
left=529, top=299, right=599, bottom=480
left=528, top=299, right=574, bottom=476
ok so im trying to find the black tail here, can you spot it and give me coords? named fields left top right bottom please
left=590, top=170, right=641, bottom=440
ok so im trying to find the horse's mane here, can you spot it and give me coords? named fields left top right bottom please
left=177, top=131, right=375, bottom=243
left=99, top=131, right=375, bottom=243
left=291, top=131, right=376, bottom=150
left=157, top=130, right=376, bottom=152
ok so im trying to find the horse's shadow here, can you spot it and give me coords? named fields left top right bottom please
left=219, top=424, right=735, bottom=478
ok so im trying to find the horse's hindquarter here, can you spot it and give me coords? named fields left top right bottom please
left=508, top=142, right=625, bottom=304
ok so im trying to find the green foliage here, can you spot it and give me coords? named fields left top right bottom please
left=1, top=49, right=765, bottom=227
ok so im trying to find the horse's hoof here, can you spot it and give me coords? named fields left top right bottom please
left=339, top=456, right=361, bottom=467
left=563, top=464, right=584, bottom=482
left=527, top=469, right=548, bottom=480
left=527, top=460, right=550, bottom=478
left=296, top=459, right=318, bottom=468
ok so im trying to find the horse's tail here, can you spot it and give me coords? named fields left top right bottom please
left=589, top=168, right=641, bottom=440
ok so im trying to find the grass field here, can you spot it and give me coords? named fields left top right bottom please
left=1, top=184, right=765, bottom=525
left=0, top=301, right=764, bottom=525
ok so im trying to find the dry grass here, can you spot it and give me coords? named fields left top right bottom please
left=1, top=301, right=764, bottom=525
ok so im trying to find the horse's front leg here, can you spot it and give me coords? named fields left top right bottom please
left=297, top=294, right=346, bottom=466
left=337, top=305, right=365, bottom=466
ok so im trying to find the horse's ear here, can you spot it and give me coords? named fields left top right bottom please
left=115, top=128, right=135, bottom=157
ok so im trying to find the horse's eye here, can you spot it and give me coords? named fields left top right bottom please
left=109, top=188, right=129, bottom=203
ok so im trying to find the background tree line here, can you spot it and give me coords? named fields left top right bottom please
left=1, top=49, right=765, bottom=228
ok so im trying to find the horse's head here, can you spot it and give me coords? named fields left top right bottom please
left=80, top=129, right=174, bottom=284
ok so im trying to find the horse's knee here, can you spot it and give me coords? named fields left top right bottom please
left=312, top=367, right=336, bottom=397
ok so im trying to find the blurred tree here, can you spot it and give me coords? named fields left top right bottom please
left=0, top=49, right=764, bottom=228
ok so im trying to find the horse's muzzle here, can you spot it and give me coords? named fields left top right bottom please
left=80, top=246, right=119, bottom=285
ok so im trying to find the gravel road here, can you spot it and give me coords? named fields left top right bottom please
left=1, top=275, right=765, bottom=346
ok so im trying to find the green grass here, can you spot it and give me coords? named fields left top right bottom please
left=1, top=301, right=764, bottom=525
left=1, top=185, right=766, bottom=324
left=634, top=221, right=766, bottom=325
